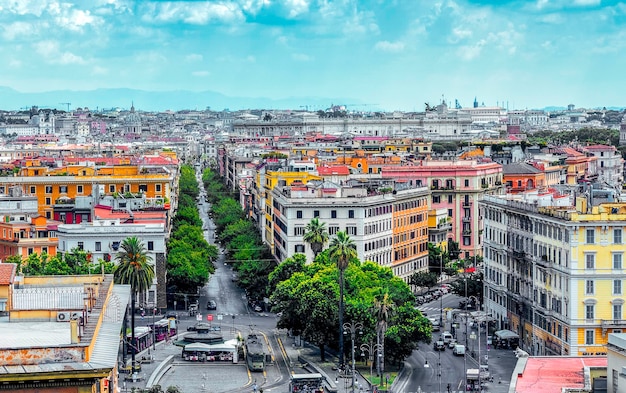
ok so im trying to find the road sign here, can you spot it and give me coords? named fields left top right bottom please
left=217, top=314, right=223, bottom=321
left=207, top=314, right=213, bottom=321
left=196, top=314, right=202, bottom=321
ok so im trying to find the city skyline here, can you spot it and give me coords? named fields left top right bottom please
left=1, top=0, right=625, bottom=112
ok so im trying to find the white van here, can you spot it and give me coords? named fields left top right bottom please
left=441, top=332, right=454, bottom=344
left=453, top=344, right=466, bottom=356
left=428, top=317, right=440, bottom=331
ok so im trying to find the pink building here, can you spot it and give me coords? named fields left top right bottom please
left=382, top=160, right=504, bottom=258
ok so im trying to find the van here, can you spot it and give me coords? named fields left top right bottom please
left=441, top=332, right=454, bottom=344
left=428, top=317, right=440, bottom=331
left=453, top=344, right=466, bottom=356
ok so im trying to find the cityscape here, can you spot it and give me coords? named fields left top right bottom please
left=0, top=101, right=623, bottom=393
left=3, top=1, right=626, bottom=393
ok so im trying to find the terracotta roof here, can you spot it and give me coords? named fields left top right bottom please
left=318, top=165, right=350, bottom=176
left=515, top=357, right=606, bottom=393
left=0, top=263, right=16, bottom=285
left=585, top=144, right=614, bottom=150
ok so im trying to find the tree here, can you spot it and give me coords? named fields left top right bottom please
left=303, top=218, right=329, bottom=260
left=328, top=231, right=357, bottom=366
left=268, top=254, right=306, bottom=294
left=113, top=237, right=155, bottom=374
left=409, top=271, right=437, bottom=294
left=449, top=272, right=484, bottom=300
left=374, top=292, right=394, bottom=379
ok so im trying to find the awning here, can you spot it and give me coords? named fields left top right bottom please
left=495, top=329, right=519, bottom=340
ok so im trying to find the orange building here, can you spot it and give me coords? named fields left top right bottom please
left=503, top=162, right=547, bottom=192
left=391, top=188, right=430, bottom=276
left=0, top=215, right=58, bottom=260
left=0, top=164, right=173, bottom=217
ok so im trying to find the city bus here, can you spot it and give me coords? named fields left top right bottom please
left=289, top=373, right=324, bottom=393
left=126, top=326, right=153, bottom=354
left=149, top=318, right=176, bottom=342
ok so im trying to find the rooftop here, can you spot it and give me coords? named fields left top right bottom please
left=513, top=356, right=606, bottom=393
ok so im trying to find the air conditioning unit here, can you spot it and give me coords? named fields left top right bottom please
left=56, top=311, right=80, bottom=322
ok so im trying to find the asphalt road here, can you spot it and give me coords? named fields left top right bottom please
left=395, top=293, right=518, bottom=393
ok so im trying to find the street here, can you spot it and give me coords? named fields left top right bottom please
left=394, top=293, right=517, bottom=393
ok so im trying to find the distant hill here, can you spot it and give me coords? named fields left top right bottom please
left=0, top=86, right=368, bottom=113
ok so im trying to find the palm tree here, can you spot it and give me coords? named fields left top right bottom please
left=302, top=218, right=329, bottom=261
left=114, top=237, right=155, bottom=375
left=373, top=292, right=394, bottom=384
left=328, top=231, right=357, bottom=366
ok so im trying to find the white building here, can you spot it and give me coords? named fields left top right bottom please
left=583, top=144, right=624, bottom=186
left=56, top=220, right=166, bottom=309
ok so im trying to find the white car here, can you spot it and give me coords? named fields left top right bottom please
left=453, top=344, right=466, bottom=356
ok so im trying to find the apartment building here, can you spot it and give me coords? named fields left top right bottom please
left=271, top=181, right=429, bottom=282
left=583, top=144, right=624, bottom=186
left=382, top=160, right=504, bottom=258
left=482, top=194, right=626, bottom=357
left=0, top=164, right=173, bottom=218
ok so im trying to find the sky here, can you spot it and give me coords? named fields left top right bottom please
left=0, top=0, right=625, bottom=112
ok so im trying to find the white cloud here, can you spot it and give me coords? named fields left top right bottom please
left=2, top=22, right=36, bottom=40
left=375, top=41, right=405, bottom=53
left=457, top=39, right=486, bottom=60
left=292, top=53, right=311, bottom=61
left=54, top=8, right=100, bottom=32
left=2, top=0, right=51, bottom=16
left=141, top=2, right=245, bottom=25
left=246, top=55, right=256, bottom=63
left=91, top=65, right=108, bottom=75
left=192, top=70, right=210, bottom=77
left=186, top=53, right=204, bottom=62
left=34, top=40, right=87, bottom=65
left=573, top=0, right=601, bottom=6
left=283, top=0, right=310, bottom=18
left=7, top=58, right=22, bottom=68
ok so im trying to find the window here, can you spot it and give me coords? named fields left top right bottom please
left=614, top=253, right=623, bottom=270
left=464, top=179, right=469, bottom=187
left=42, top=247, right=48, bottom=254
left=346, top=226, right=357, bottom=236
left=59, top=185, right=68, bottom=193
left=147, top=241, right=154, bottom=251
left=331, top=210, right=337, bottom=219
left=586, top=229, right=595, bottom=244
left=313, top=210, right=320, bottom=218
left=433, top=195, right=441, bottom=203
left=448, top=195, right=453, bottom=204
left=295, top=244, right=305, bottom=253
left=585, top=305, right=594, bottom=320
left=614, top=280, right=622, bottom=295
left=614, top=304, right=623, bottom=321
left=615, top=229, right=623, bottom=244
left=77, top=241, right=84, bottom=251
left=109, top=185, right=115, bottom=193
left=138, top=184, right=148, bottom=193
left=155, top=184, right=162, bottom=192
left=29, top=186, right=36, bottom=194
left=45, top=185, right=52, bottom=193
left=586, top=280, right=594, bottom=294
left=463, top=236, right=471, bottom=246
left=28, top=247, right=34, bottom=255
left=585, top=329, right=594, bottom=345
left=329, top=226, right=339, bottom=235
left=448, top=209, right=453, bottom=217
left=294, top=227, right=305, bottom=236
left=45, top=197, right=51, bottom=205
left=77, top=185, right=83, bottom=193
left=585, top=253, right=595, bottom=269
left=95, top=242, right=101, bottom=251
left=296, top=210, right=303, bottom=219
left=348, top=210, right=355, bottom=219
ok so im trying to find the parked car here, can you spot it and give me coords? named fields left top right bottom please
left=415, top=296, right=425, bottom=305
left=433, top=340, right=446, bottom=351
left=206, top=300, right=217, bottom=310
left=423, top=294, right=434, bottom=303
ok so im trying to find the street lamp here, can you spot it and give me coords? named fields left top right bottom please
left=439, top=254, right=444, bottom=329
left=152, top=308, right=157, bottom=350
left=360, top=342, right=383, bottom=392
left=423, top=351, right=442, bottom=393
left=343, top=322, right=363, bottom=393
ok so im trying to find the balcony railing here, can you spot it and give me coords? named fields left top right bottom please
left=462, top=201, right=472, bottom=207
left=462, top=216, right=471, bottom=222
left=602, top=319, right=626, bottom=334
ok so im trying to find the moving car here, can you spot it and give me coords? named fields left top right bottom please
left=453, top=344, right=466, bottom=356
left=433, top=340, right=445, bottom=351
left=441, top=332, right=454, bottom=344
left=206, top=300, right=217, bottom=310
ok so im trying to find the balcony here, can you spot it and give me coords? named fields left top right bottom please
left=462, top=201, right=472, bottom=207
left=462, top=229, right=472, bottom=235
left=602, top=319, right=626, bottom=335
left=462, top=216, right=471, bottom=222
left=512, top=250, right=526, bottom=259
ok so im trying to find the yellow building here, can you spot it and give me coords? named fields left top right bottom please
left=254, top=162, right=321, bottom=251
left=428, top=208, right=452, bottom=251
left=483, top=195, right=626, bottom=357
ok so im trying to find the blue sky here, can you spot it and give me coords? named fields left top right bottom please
left=0, top=0, right=625, bottom=111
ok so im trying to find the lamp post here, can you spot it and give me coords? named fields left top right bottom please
left=439, top=254, right=444, bottom=329
left=423, top=351, right=442, bottom=393
left=152, top=307, right=157, bottom=350
left=360, top=342, right=383, bottom=392
left=343, top=322, right=363, bottom=393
